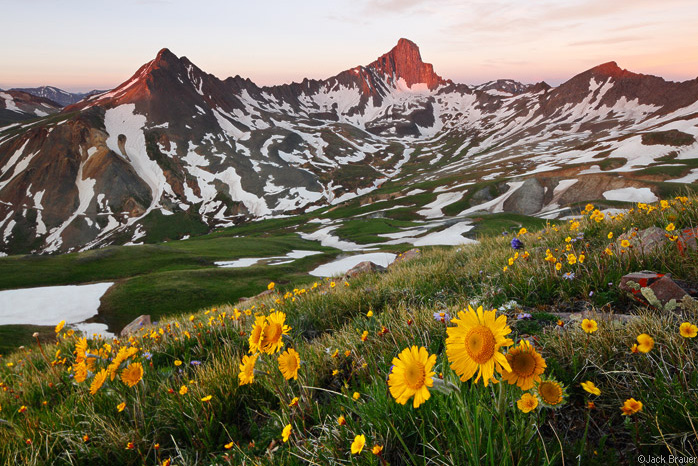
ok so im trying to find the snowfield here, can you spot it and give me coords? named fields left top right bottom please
left=603, top=187, right=658, bottom=203
left=215, top=250, right=322, bottom=268
left=0, top=282, right=113, bottom=331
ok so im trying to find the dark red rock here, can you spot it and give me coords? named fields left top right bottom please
left=648, top=276, right=690, bottom=305
left=619, top=272, right=665, bottom=297
left=620, top=272, right=696, bottom=308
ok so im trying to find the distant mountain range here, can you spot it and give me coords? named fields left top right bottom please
left=9, top=86, right=105, bottom=107
left=1, top=38, right=696, bottom=255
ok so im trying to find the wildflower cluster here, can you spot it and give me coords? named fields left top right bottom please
left=387, top=305, right=566, bottom=415
left=67, top=335, right=144, bottom=395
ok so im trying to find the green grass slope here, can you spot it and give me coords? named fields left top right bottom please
left=1, top=195, right=697, bottom=465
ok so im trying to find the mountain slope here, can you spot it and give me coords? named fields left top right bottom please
left=0, top=90, right=61, bottom=126
left=0, top=39, right=697, bottom=255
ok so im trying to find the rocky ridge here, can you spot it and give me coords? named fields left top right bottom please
left=0, top=39, right=697, bottom=255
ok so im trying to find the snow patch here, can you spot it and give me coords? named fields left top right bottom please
left=412, top=222, right=477, bottom=246
left=104, top=104, right=172, bottom=221
left=299, top=226, right=365, bottom=251
left=3, top=219, right=16, bottom=241
left=0, top=92, right=21, bottom=113
left=603, top=187, right=658, bottom=203
left=460, top=181, right=526, bottom=215
left=34, top=189, right=46, bottom=235
left=417, top=191, right=465, bottom=218
left=213, top=108, right=250, bottom=141
left=0, top=282, right=113, bottom=327
left=219, top=167, right=271, bottom=217
left=44, top=160, right=96, bottom=253
left=215, top=250, right=322, bottom=268
left=667, top=168, right=698, bottom=184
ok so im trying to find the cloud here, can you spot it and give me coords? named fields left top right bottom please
left=324, top=13, right=370, bottom=25
left=362, top=0, right=430, bottom=13
left=568, top=35, right=645, bottom=47
left=540, top=0, right=693, bottom=22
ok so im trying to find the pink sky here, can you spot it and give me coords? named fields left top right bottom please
left=0, top=0, right=696, bottom=92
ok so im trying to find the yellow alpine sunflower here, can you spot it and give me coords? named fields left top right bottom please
left=445, top=305, right=513, bottom=386
left=388, top=346, right=437, bottom=408
left=680, top=322, right=698, bottom=338
left=517, top=393, right=539, bottom=413
left=581, top=319, right=598, bottom=334
left=248, top=316, right=267, bottom=353
left=535, top=378, right=566, bottom=408
left=581, top=381, right=601, bottom=396
left=621, top=398, right=643, bottom=416
left=73, top=362, right=88, bottom=383
left=636, top=334, right=654, bottom=353
left=260, top=311, right=291, bottom=354
left=351, top=434, right=366, bottom=454
left=278, top=348, right=301, bottom=380
left=501, top=340, right=546, bottom=390
left=75, top=337, right=88, bottom=363
left=120, top=362, right=143, bottom=388
left=238, top=353, right=258, bottom=386
left=282, top=424, right=292, bottom=442
left=89, top=369, right=109, bottom=395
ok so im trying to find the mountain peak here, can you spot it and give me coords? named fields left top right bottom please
left=588, top=61, right=639, bottom=79
left=152, top=48, right=180, bottom=69
left=368, top=38, right=444, bottom=89
left=394, top=38, right=420, bottom=55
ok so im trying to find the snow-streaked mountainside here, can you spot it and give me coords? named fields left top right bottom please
left=0, top=90, right=61, bottom=126
left=1, top=38, right=697, bottom=254
left=10, top=86, right=105, bottom=107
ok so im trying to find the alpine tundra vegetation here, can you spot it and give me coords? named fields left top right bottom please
left=0, top=194, right=697, bottom=465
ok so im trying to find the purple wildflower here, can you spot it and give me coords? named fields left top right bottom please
left=510, top=237, right=524, bottom=250
left=433, top=311, right=451, bottom=324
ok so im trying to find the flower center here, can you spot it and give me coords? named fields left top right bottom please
left=539, top=382, right=562, bottom=405
left=511, top=352, right=536, bottom=377
left=403, top=361, right=426, bottom=389
left=465, top=325, right=496, bottom=364
left=286, top=355, right=298, bottom=372
left=263, top=323, right=282, bottom=345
